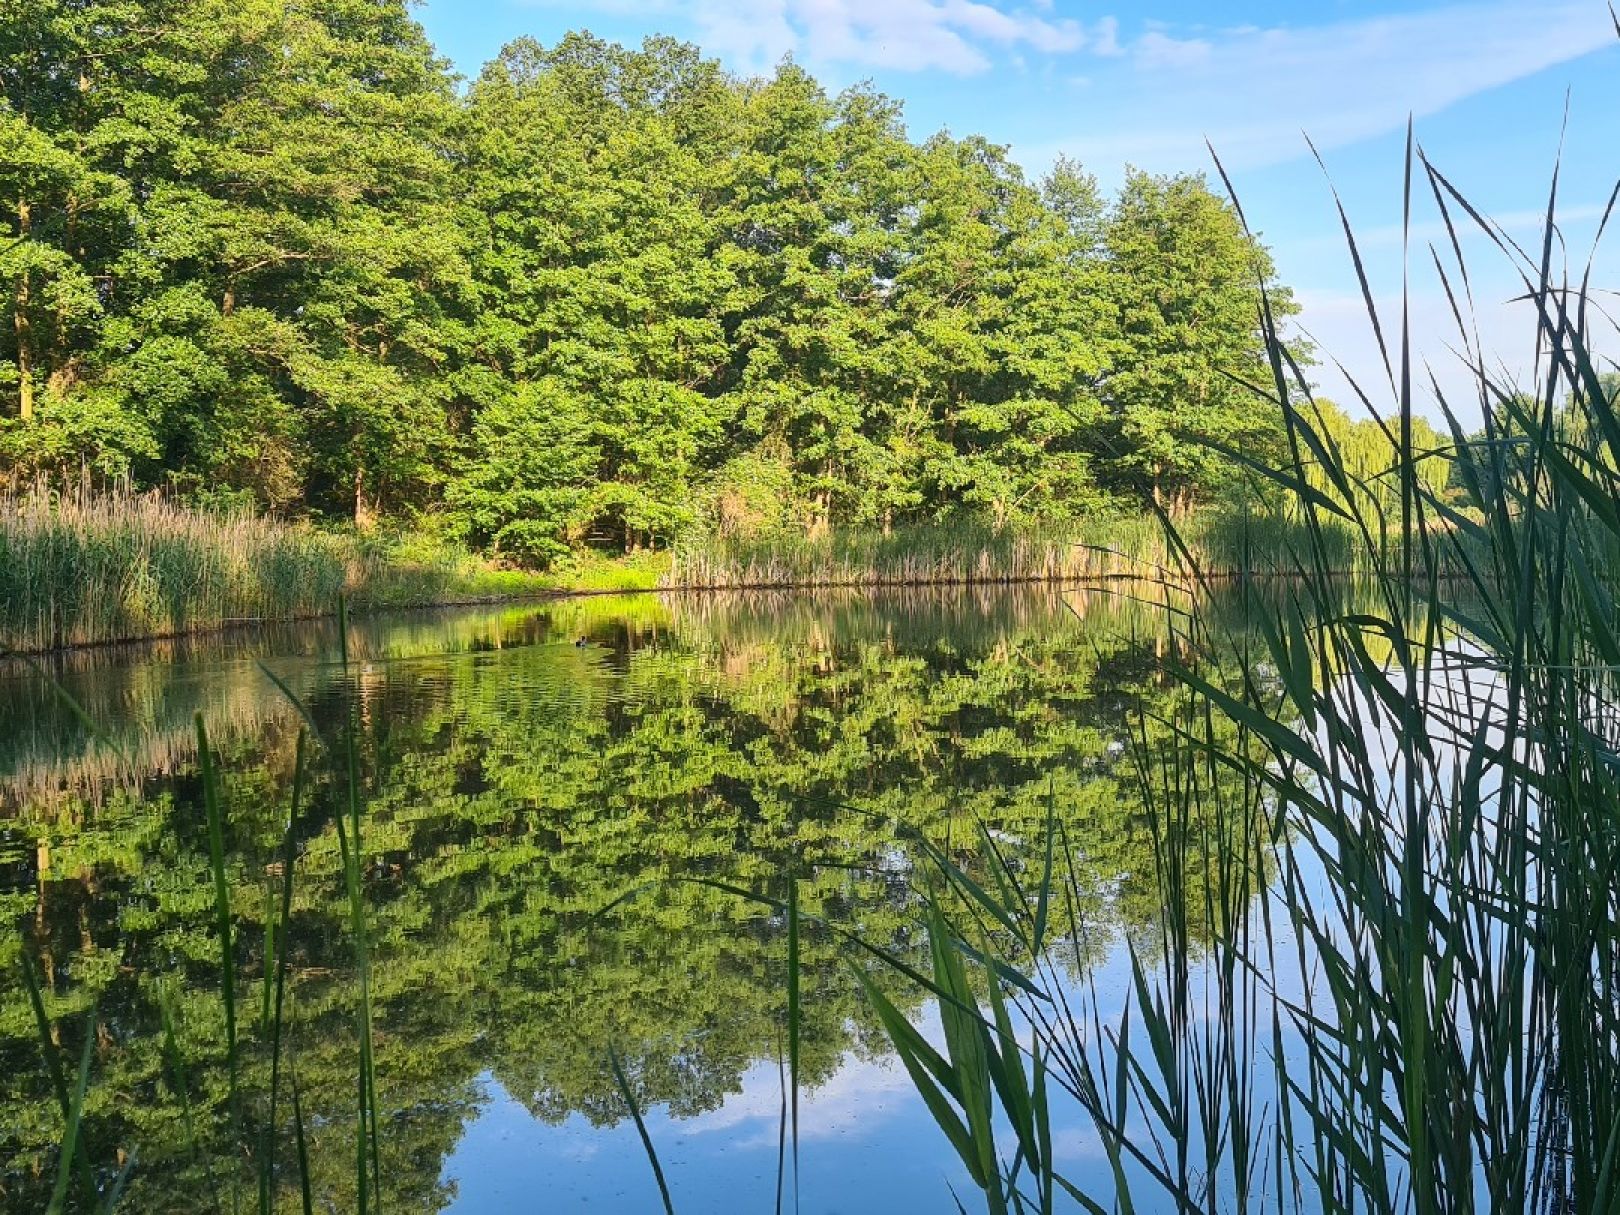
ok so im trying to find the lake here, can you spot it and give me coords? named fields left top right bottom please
left=1, top=587, right=1281, bottom=1213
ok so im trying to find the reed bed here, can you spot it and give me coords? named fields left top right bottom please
left=0, top=486, right=547, bottom=653
left=827, top=139, right=1620, bottom=1213
left=0, top=487, right=347, bottom=651
left=665, top=513, right=1360, bottom=591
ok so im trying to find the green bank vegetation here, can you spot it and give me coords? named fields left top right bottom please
left=667, top=511, right=1363, bottom=588
left=0, top=484, right=572, bottom=652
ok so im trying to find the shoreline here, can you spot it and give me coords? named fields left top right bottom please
left=0, top=564, right=1389, bottom=657
left=0, top=590, right=565, bottom=660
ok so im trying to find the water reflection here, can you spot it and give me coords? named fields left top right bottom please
left=1, top=586, right=1265, bottom=1213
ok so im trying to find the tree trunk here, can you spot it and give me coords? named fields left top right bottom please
left=15, top=292, right=32, bottom=420
left=36, top=843, right=50, bottom=936
left=35, top=844, right=55, bottom=1007
left=807, top=492, right=831, bottom=542
left=14, top=196, right=33, bottom=421
left=354, top=466, right=376, bottom=531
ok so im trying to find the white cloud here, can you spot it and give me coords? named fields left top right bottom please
left=693, top=0, right=799, bottom=67
left=1347, top=201, right=1616, bottom=251
left=709, top=0, right=1090, bottom=73
left=528, top=0, right=1093, bottom=74
left=670, top=1049, right=921, bottom=1148
left=1134, top=29, right=1211, bottom=69
left=1293, top=284, right=1568, bottom=426
left=1091, top=15, right=1122, bottom=58
left=1023, top=1, right=1617, bottom=172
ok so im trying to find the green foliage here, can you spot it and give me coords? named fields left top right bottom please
left=1, top=0, right=468, bottom=518
left=3, top=8, right=1297, bottom=562
left=1098, top=169, right=1299, bottom=512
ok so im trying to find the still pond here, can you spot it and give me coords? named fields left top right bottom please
left=1, top=588, right=1276, bottom=1212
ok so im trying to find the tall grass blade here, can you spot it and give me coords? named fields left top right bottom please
left=609, top=1045, right=677, bottom=1215
left=98, top=1148, right=137, bottom=1214
left=787, top=873, right=801, bottom=1214
left=289, top=1055, right=314, bottom=1215
left=158, top=980, right=222, bottom=1214
left=261, top=729, right=308, bottom=1215
left=195, top=714, right=241, bottom=1213
left=21, top=945, right=100, bottom=1207
left=333, top=702, right=379, bottom=1213
left=45, top=1016, right=96, bottom=1215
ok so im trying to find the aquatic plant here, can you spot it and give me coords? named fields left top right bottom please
left=848, top=134, right=1620, bottom=1212
left=0, top=484, right=550, bottom=652
left=665, top=513, right=1362, bottom=590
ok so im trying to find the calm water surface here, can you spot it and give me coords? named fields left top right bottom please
left=0, top=588, right=1262, bottom=1213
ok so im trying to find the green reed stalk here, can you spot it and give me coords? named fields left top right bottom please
left=786, top=874, right=800, bottom=1215
left=158, top=979, right=222, bottom=1215
left=289, top=1050, right=315, bottom=1215
left=20, top=945, right=100, bottom=1208
left=45, top=1019, right=96, bottom=1215
left=609, top=1045, right=677, bottom=1215
left=260, top=729, right=308, bottom=1215
left=332, top=655, right=380, bottom=1213
left=847, top=96, right=1620, bottom=1215
left=195, top=714, right=243, bottom=1213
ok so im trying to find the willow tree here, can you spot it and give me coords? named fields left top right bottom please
left=1299, top=398, right=1453, bottom=522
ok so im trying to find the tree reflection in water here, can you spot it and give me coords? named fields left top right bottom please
left=0, top=585, right=1282, bottom=1212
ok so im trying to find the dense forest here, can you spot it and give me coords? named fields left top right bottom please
left=3, top=0, right=1303, bottom=564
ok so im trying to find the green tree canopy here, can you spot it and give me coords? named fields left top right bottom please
left=1099, top=169, right=1298, bottom=514
left=4, top=7, right=1305, bottom=557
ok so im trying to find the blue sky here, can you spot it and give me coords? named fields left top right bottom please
left=416, top=0, right=1620, bottom=419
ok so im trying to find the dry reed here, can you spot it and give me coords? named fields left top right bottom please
left=0, top=485, right=544, bottom=653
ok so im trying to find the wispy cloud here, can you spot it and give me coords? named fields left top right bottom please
left=525, top=0, right=1095, bottom=74
left=669, top=1050, right=921, bottom=1148
left=1090, top=15, right=1122, bottom=58
left=1021, top=1, right=1617, bottom=172
left=1292, top=282, right=1616, bottom=423
left=1348, top=201, right=1617, bottom=251
left=1134, top=29, right=1212, bottom=69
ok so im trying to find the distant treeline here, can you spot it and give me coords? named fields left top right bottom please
left=6, top=2, right=1301, bottom=564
